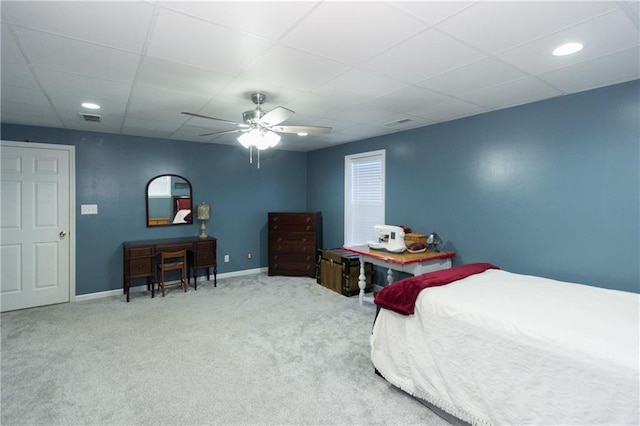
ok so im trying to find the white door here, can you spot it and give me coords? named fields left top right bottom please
left=1, top=141, right=75, bottom=312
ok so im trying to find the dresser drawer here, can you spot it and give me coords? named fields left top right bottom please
left=268, top=261, right=316, bottom=277
left=269, top=222, right=316, bottom=232
left=269, top=252, right=314, bottom=263
left=270, top=241, right=316, bottom=254
left=269, top=232, right=316, bottom=244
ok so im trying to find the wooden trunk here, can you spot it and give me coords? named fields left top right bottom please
left=316, top=248, right=373, bottom=297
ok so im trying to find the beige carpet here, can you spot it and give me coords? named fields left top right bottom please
left=1, top=273, right=450, bottom=425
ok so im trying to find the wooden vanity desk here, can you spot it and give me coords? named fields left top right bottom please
left=123, top=236, right=217, bottom=302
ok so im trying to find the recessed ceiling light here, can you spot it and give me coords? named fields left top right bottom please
left=81, top=102, right=101, bottom=110
left=552, top=42, right=584, bottom=56
left=297, top=132, right=308, bottom=136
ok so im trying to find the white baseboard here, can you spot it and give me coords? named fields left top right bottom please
left=74, top=267, right=268, bottom=302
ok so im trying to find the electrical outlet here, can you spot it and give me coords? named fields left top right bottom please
left=224, top=254, right=229, bottom=263
left=247, top=252, right=252, bottom=259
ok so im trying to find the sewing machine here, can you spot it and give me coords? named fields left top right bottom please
left=367, top=225, right=407, bottom=253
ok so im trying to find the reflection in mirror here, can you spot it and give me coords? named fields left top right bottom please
left=146, top=174, right=193, bottom=227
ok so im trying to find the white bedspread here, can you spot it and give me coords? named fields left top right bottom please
left=371, top=269, right=640, bottom=425
left=172, top=209, right=191, bottom=224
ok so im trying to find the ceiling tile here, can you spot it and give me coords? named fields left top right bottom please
left=127, top=86, right=210, bottom=123
left=237, top=45, right=348, bottom=91
left=497, top=10, right=640, bottom=75
left=1, top=25, right=26, bottom=64
left=36, top=69, right=132, bottom=105
left=361, top=28, right=486, bottom=83
left=136, top=57, right=234, bottom=97
left=417, top=58, right=529, bottom=96
left=13, top=27, right=140, bottom=82
left=1, top=61, right=39, bottom=90
left=281, top=1, right=427, bottom=65
left=538, top=48, right=640, bottom=93
left=437, top=1, right=618, bottom=54
left=146, top=8, right=274, bottom=74
left=161, top=1, right=318, bottom=41
left=287, top=92, right=358, bottom=117
left=2, top=1, right=154, bottom=53
left=1, top=100, right=61, bottom=127
left=461, top=77, right=564, bottom=109
left=122, top=116, right=181, bottom=138
left=312, top=68, right=408, bottom=103
left=1, top=85, right=50, bottom=107
left=409, top=98, right=489, bottom=122
left=389, top=1, right=475, bottom=24
left=365, top=85, right=454, bottom=113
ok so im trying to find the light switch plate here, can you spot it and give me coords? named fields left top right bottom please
left=81, top=204, right=98, bottom=215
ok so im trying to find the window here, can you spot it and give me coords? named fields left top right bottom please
left=344, top=149, right=385, bottom=246
left=148, top=175, right=171, bottom=198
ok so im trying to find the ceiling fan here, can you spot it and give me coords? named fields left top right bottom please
left=182, top=92, right=331, bottom=143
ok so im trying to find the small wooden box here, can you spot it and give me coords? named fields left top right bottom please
left=316, top=248, right=373, bottom=297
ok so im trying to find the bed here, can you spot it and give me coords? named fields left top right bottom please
left=172, top=196, right=192, bottom=224
left=371, top=263, right=640, bottom=425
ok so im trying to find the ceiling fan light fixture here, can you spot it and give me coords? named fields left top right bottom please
left=237, top=129, right=280, bottom=150
left=238, top=129, right=259, bottom=148
left=262, top=130, right=281, bottom=149
left=297, top=132, right=308, bottom=136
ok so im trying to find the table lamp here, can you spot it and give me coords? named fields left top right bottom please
left=196, top=203, right=211, bottom=238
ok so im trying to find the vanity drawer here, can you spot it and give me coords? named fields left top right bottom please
left=126, top=257, right=153, bottom=277
left=194, top=240, right=216, bottom=266
left=127, top=247, right=152, bottom=258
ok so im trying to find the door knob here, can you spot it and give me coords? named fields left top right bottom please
left=59, top=230, right=67, bottom=238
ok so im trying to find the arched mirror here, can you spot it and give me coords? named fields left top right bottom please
left=146, top=174, right=193, bottom=227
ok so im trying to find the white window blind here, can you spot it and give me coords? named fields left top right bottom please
left=344, top=150, right=385, bottom=246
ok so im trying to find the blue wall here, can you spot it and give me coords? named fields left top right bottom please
left=308, top=80, right=639, bottom=293
left=2, top=80, right=638, bottom=295
left=0, top=126, right=308, bottom=295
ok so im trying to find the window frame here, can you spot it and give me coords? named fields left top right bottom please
left=344, top=149, right=386, bottom=246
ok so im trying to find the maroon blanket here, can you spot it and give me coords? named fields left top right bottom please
left=374, top=263, right=499, bottom=315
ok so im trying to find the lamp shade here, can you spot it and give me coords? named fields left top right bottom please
left=196, top=203, right=210, bottom=220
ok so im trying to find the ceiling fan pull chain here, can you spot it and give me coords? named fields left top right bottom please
left=249, top=145, right=253, bottom=164
left=257, top=149, right=261, bottom=169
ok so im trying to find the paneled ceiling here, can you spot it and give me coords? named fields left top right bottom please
left=2, top=1, right=638, bottom=152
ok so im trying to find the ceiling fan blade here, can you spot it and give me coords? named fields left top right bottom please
left=259, top=106, right=294, bottom=126
left=199, top=129, right=247, bottom=137
left=270, top=125, right=332, bottom=135
left=182, top=112, right=247, bottom=127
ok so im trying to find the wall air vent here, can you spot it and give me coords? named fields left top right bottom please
left=384, top=118, right=413, bottom=128
left=79, top=113, right=101, bottom=123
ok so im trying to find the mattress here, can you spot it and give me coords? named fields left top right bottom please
left=371, top=268, right=640, bottom=425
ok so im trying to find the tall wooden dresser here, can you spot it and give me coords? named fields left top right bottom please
left=268, top=212, right=322, bottom=277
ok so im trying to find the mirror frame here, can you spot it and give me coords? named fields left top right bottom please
left=145, top=174, right=193, bottom=227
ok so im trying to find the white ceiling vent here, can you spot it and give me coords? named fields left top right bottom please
left=79, top=113, right=101, bottom=123
left=384, top=118, right=413, bottom=128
